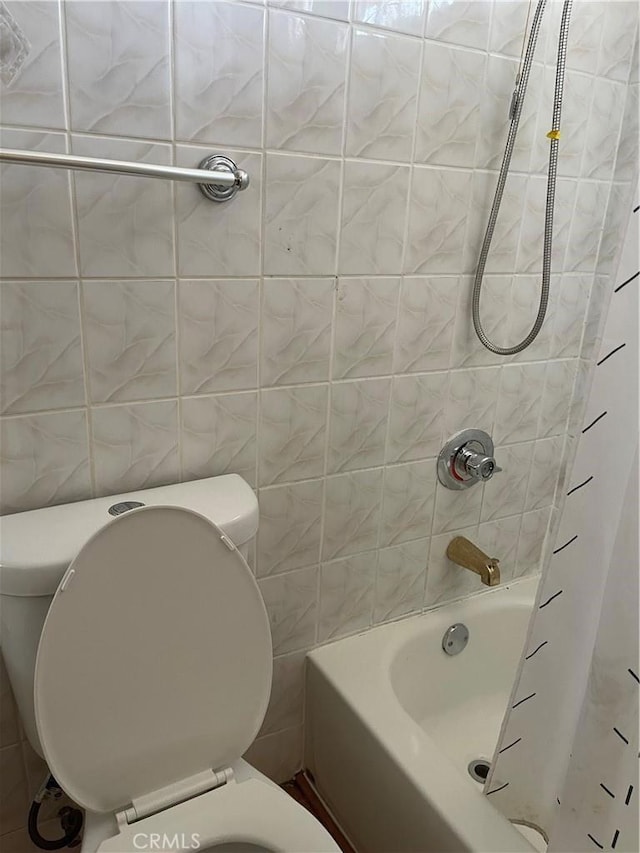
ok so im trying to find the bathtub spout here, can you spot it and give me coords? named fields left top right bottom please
left=446, top=536, right=500, bottom=586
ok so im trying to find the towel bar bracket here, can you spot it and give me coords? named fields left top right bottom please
left=197, top=155, right=249, bottom=203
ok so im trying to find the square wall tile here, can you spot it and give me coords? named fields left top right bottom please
left=381, top=460, right=436, bottom=546
left=259, top=385, right=328, bottom=485
left=566, top=181, right=610, bottom=273
left=264, top=153, right=341, bottom=276
left=416, top=42, right=484, bottom=169
left=175, top=146, right=262, bottom=278
left=494, top=363, right=546, bottom=445
left=582, top=78, right=626, bottom=182
left=72, top=135, right=174, bottom=278
left=346, top=28, right=421, bottom=162
left=328, top=378, right=390, bottom=473
left=257, top=479, right=323, bottom=577
left=174, top=1, right=264, bottom=148
left=0, top=410, right=91, bottom=515
left=339, top=162, right=410, bottom=275
left=318, top=553, right=375, bottom=642
left=181, top=392, right=257, bottom=486
left=83, top=280, right=176, bottom=404
left=91, top=400, right=179, bottom=496
left=179, top=279, right=259, bottom=395
left=374, top=538, right=428, bottom=623
left=258, top=566, right=318, bottom=654
left=267, top=10, right=348, bottom=155
left=596, top=1, right=638, bottom=81
left=0, top=1, right=65, bottom=129
left=394, top=276, right=459, bottom=373
left=566, top=1, right=608, bottom=74
left=444, top=366, right=500, bottom=438
left=424, top=1, right=491, bottom=50
left=406, top=167, right=472, bottom=274
left=1, top=282, right=84, bottom=415
left=0, top=130, right=76, bottom=278
left=333, top=278, right=400, bottom=379
left=489, top=0, right=530, bottom=57
left=387, top=373, right=448, bottom=464
left=322, top=468, right=383, bottom=561
left=261, top=278, right=334, bottom=387
left=432, top=480, right=483, bottom=536
left=351, top=1, right=426, bottom=36
left=65, top=0, right=171, bottom=138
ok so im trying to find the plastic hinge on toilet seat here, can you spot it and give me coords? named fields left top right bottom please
left=33, top=506, right=273, bottom=816
left=118, top=767, right=234, bottom=826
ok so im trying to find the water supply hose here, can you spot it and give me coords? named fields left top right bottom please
left=28, top=775, right=83, bottom=850
left=472, top=0, right=573, bottom=355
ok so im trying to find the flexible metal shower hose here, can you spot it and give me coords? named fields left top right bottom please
left=472, top=0, right=573, bottom=355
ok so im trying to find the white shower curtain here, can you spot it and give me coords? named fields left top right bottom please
left=484, top=188, right=639, bottom=853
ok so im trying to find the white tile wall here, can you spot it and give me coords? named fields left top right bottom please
left=0, top=0, right=637, bottom=798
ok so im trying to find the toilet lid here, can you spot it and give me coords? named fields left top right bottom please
left=33, top=506, right=272, bottom=814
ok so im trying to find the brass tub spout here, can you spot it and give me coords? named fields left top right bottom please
left=446, top=536, right=500, bottom=586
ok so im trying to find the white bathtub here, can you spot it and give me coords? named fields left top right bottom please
left=305, top=576, right=544, bottom=853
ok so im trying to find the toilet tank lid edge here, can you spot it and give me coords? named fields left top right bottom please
left=0, top=475, right=258, bottom=597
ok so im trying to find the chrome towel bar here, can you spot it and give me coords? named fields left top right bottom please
left=0, top=148, right=249, bottom=203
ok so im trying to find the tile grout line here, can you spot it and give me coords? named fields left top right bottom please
left=58, top=0, right=97, bottom=501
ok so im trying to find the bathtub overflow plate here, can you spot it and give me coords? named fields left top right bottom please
left=442, top=623, right=469, bottom=656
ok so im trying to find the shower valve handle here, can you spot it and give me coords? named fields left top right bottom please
left=455, top=445, right=502, bottom=482
left=437, top=429, right=502, bottom=491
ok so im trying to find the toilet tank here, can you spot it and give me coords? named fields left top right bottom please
left=0, top=475, right=259, bottom=756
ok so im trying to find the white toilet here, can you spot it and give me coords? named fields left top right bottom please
left=0, top=475, right=340, bottom=853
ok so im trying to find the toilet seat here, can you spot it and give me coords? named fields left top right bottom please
left=34, top=506, right=274, bottom=812
left=93, top=765, right=338, bottom=853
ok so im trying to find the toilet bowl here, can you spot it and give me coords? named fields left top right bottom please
left=0, top=477, right=340, bottom=853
